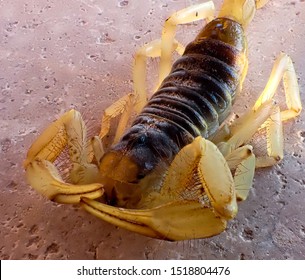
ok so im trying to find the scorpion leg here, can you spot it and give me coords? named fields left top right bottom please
left=99, top=92, right=135, bottom=144
left=255, top=106, right=284, bottom=167
left=225, top=145, right=255, bottom=201
left=159, top=1, right=215, bottom=84
left=253, top=53, right=302, bottom=166
left=215, top=100, right=275, bottom=155
left=215, top=53, right=301, bottom=168
left=216, top=101, right=284, bottom=168
left=100, top=40, right=184, bottom=142
left=24, top=110, right=104, bottom=204
left=253, top=53, right=302, bottom=121
left=81, top=137, right=240, bottom=240
left=133, top=38, right=184, bottom=112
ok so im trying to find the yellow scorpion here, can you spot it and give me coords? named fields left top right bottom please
left=24, top=0, right=302, bottom=241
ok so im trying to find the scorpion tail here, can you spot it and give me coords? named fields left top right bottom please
left=219, top=0, right=270, bottom=28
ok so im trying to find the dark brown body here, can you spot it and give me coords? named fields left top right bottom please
left=99, top=18, right=248, bottom=203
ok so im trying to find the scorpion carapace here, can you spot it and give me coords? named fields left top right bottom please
left=24, top=0, right=302, bottom=240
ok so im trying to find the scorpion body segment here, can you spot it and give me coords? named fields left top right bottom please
left=24, top=0, right=302, bottom=240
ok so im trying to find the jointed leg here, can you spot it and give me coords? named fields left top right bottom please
left=252, top=53, right=301, bottom=166
left=215, top=100, right=275, bottom=156
left=99, top=93, right=135, bottom=144
left=225, top=145, right=255, bottom=201
left=214, top=53, right=301, bottom=167
left=215, top=102, right=284, bottom=168
left=159, top=1, right=215, bottom=83
left=100, top=39, right=185, bottom=142
left=253, top=53, right=302, bottom=121
left=133, top=39, right=185, bottom=112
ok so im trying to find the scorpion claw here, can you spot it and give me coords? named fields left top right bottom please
left=26, top=160, right=104, bottom=204
left=81, top=198, right=227, bottom=241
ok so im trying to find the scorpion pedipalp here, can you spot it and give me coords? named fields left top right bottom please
left=81, top=137, right=245, bottom=240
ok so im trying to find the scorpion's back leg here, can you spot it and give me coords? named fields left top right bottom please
left=24, top=110, right=104, bottom=204
left=213, top=53, right=302, bottom=167
left=132, top=1, right=215, bottom=110
left=133, top=39, right=185, bottom=112
left=81, top=137, right=253, bottom=240
left=100, top=39, right=185, bottom=144
left=100, top=37, right=186, bottom=141
left=159, top=1, right=215, bottom=84
left=253, top=53, right=302, bottom=121
left=253, top=53, right=302, bottom=166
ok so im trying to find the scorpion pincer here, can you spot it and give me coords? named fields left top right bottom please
left=24, top=0, right=302, bottom=241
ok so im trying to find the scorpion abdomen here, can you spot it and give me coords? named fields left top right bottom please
left=134, top=18, right=247, bottom=143
left=103, top=18, right=248, bottom=187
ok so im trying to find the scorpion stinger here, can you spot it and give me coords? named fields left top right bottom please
left=24, top=0, right=302, bottom=241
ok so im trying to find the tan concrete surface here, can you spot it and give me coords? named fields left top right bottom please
left=0, top=0, right=304, bottom=259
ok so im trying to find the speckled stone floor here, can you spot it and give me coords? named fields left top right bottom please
left=1, top=0, right=305, bottom=259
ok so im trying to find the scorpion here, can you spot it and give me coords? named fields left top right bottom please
left=24, top=0, right=302, bottom=241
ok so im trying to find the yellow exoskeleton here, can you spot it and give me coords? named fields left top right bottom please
left=24, top=0, right=302, bottom=240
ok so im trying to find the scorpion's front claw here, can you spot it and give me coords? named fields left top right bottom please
left=81, top=198, right=227, bottom=241
left=81, top=137, right=242, bottom=241
left=26, top=160, right=104, bottom=204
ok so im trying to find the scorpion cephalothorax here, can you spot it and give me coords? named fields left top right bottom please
left=24, top=0, right=302, bottom=240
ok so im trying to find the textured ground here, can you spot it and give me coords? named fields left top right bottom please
left=1, top=0, right=305, bottom=260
